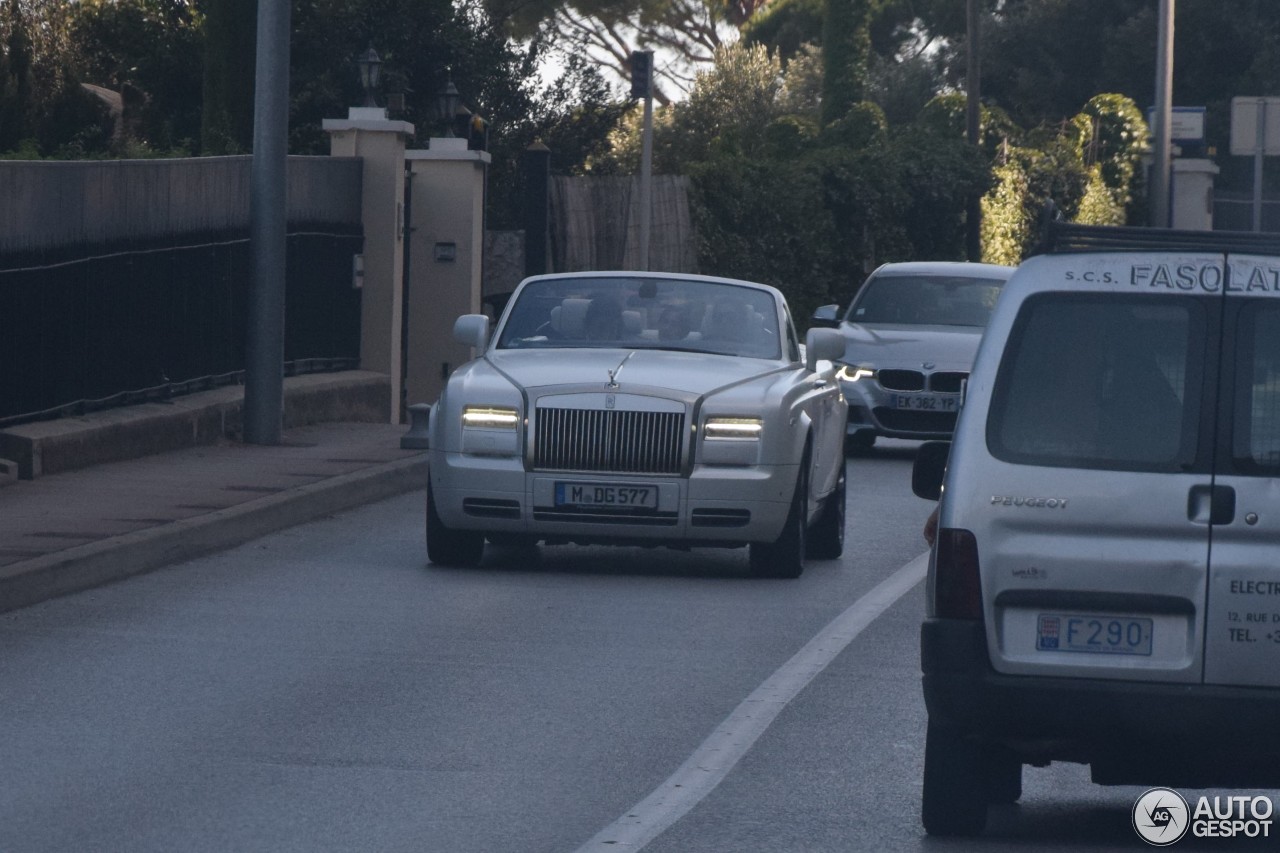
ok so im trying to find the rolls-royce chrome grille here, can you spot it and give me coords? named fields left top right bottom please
left=534, top=407, right=684, bottom=474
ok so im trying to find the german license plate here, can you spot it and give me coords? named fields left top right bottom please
left=555, top=482, right=658, bottom=509
left=891, top=393, right=957, bottom=412
left=1036, top=613, right=1153, bottom=655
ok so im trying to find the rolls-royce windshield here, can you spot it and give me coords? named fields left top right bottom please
left=496, top=276, right=783, bottom=360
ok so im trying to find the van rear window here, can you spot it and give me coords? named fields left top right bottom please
left=988, top=294, right=1207, bottom=472
left=1232, top=303, right=1280, bottom=474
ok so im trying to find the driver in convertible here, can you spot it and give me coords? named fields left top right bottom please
left=704, top=298, right=749, bottom=343
left=657, top=304, right=693, bottom=341
left=583, top=296, right=624, bottom=341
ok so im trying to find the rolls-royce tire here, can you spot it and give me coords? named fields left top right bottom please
left=806, top=463, right=845, bottom=560
left=749, top=461, right=807, bottom=579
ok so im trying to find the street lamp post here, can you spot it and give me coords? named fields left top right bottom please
left=358, top=47, right=383, bottom=108
left=1151, top=0, right=1175, bottom=227
left=436, top=76, right=461, bottom=137
left=965, top=0, right=981, bottom=261
left=244, top=0, right=291, bottom=446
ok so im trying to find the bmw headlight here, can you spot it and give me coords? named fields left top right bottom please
left=701, top=417, right=763, bottom=466
left=461, top=405, right=521, bottom=455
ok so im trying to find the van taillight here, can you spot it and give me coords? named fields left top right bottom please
left=935, top=528, right=982, bottom=620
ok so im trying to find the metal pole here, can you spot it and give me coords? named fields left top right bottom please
left=400, top=168, right=414, bottom=419
left=964, top=0, right=981, bottom=261
left=1150, top=0, right=1174, bottom=227
left=244, top=0, right=291, bottom=444
left=521, top=142, right=551, bottom=276
left=638, top=51, right=654, bottom=272
left=1254, top=98, right=1265, bottom=232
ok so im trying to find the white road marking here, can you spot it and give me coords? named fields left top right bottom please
left=574, top=552, right=930, bottom=852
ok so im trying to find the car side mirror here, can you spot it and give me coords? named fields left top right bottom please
left=810, top=304, right=840, bottom=329
left=805, top=327, right=845, bottom=372
left=912, top=441, right=951, bottom=501
left=453, top=314, right=490, bottom=351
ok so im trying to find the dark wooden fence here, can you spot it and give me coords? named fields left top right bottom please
left=0, top=156, right=364, bottom=425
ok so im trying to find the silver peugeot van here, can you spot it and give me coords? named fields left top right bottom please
left=912, top=222, right=1280, bottom=836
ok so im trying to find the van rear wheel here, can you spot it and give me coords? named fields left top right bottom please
left=983, top=745, right=1023, bottom=804
left=921, top=722, right=988, bottom=837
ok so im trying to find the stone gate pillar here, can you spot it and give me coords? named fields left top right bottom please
left=404, top=138, right=490, bottom=408
left=323, top=107, right=414, bottom=423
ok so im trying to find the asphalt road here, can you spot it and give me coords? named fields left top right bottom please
left=2, top=443, right=1276, bottom=852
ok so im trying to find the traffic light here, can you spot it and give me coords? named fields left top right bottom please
left=630, top=50, right=653, bottom=100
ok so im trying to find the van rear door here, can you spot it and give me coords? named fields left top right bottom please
left=1202, top=254, right=1280, bottom=687
left=970, top=253, right=1222, bottom=683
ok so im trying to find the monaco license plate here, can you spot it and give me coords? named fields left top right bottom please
left=891, top=393, right=958, bottom=412
left=555, top=482, right=658, bottom=509
left=1036, top=613, right=1154, bottom=655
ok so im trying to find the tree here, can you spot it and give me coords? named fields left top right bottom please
left=1076, top=93, right=1147, bottom=219
left=70, top=0, right=204, bottom=153
left=480, top=0, right=765, bottom=103
left=974, top=92, right=1148, bottom=263
left=741, top=0, right=823, bottom=64
left=589, top=42, right=794, bottom=174
left=745, top=0, right=962, bottom=128
left=0, top=5, right=34, bottom=152
left=289, top=0, right=628, bottom=229
left=0, top=0, right=77, bottom=152
left=820, top=0, right=872, bottom=125
left=951, top=0, right=1280, bottom=191
left=200, top=0, right=255, bottom=154
left=2, top=0, right=627, bottom=231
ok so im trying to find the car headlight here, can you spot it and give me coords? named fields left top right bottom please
left=460, top=405, right=521, bottom=456
left=703, top=417, right=764, bottom=440
left=461, top=406, right=519, bottom=428
left=700, top=417, right=763, bottom=466
left=836, top=364, right=874, bottom=382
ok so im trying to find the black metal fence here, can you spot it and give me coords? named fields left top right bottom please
left=1214, top=190, right=1280, bottom=233
left=0, top=156, right=364, bottom=425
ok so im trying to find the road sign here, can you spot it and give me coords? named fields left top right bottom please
left=1230, top=96, right=1280, bottom=156
left=1147, top=106, right=1205, bottom=143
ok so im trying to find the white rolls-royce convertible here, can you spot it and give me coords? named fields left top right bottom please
left=425, top=271, right=849, bottom=577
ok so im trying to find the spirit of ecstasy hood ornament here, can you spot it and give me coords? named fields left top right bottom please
left=608, top=351, right=636, bottom=389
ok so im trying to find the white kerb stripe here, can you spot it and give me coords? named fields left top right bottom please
left=574, top=552, right=929, bottom=852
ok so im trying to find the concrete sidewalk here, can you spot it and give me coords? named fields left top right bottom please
left=0, top=420, right=427, bottom=615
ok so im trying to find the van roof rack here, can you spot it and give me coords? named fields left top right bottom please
left=1032, top=202, right=1280, bottom=256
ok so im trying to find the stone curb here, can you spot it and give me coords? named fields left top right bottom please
left=0, top=454, right=427, bottom=615
left=0, top=371, right=392, bottom=480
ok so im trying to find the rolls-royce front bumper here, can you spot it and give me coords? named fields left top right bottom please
left=429, top=450, right=798, bottom=546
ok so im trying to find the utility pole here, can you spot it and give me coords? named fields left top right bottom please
left=632, top=50, right=655, bottom=271
left=1150, top=0, right=1174, bottom=227
left=244, top=0, right=291, bottom=444
left=965, top=0, right=981, bottom=261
